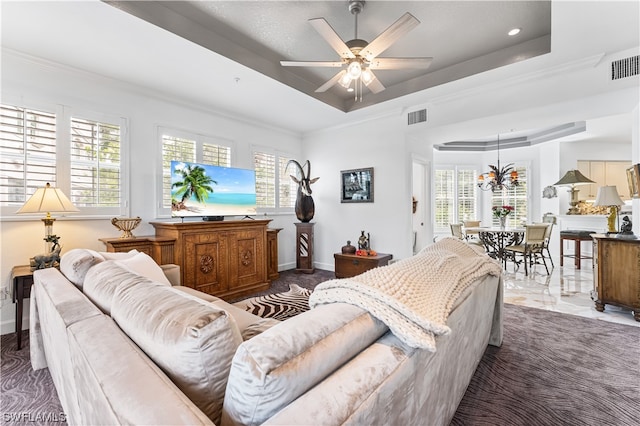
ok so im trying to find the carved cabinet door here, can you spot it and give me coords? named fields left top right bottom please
left=227, top=228, right=266, bottom=291
left=184, top=232, right=229, bottom=295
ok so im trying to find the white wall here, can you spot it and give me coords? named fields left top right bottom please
left=0, top=52, right=303, bottom=334
left=303, top=113, right=414, bottom=269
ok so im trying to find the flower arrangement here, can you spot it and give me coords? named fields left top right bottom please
left=492, top=205, right=514, bottom=218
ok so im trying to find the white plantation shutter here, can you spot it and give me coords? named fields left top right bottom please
left=434, top=167, right=478, bottom=233
left=457, top=169, right=477, bottom=221
left=160, top=132, right=232, bottom=211
left=70, top=117, right=121, bottom=208
left=434, top=169, right=454, bottom=231
left=162, top=135, right=196, bottom=209
left=0, top=105, right=57, bottom=204
left=253, top=150, right=296, bottom=210
left=254, top=151, right=276, bottom=208
left=491, top=165, right=528, bottom=227
left=279, top=156, right=297, bottom=209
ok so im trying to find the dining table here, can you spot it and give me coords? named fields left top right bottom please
left=464, top=226, right=525, bottom=268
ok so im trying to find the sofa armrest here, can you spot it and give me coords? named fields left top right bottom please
left=160, top=264, right=181, bottom=286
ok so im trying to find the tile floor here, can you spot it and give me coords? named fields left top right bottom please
left=502, top=256, right=639, bottom=327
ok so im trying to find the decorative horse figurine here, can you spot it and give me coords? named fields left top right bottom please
left=286, top=160, right=319, bottom=223
left=32, top=246, right=62, bottom=270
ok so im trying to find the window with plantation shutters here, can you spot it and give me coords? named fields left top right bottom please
left=491, top=165, right=528, bottom=227
left=254, top=152, right=276, bottom=208
left=253, top=150, right=296, bottom=210
left=434, top=169, right=454, bottom=232
left=0, top=105, right=57, bottom=205
left=434, top=166, right=478, bottom=233
left=160, top=130, right=232, bottom=214
left=70, top=117, right=121, bottom=208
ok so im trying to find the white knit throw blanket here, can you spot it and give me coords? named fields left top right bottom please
left=309, top=237, right=502, bottom=351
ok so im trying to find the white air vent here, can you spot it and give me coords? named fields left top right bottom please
left=611, top=55, right=639, bottom=80
left=408, top=109, right=427, bottom=125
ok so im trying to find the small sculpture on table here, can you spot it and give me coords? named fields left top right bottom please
left=356, top=231, right=377, bottom=256
left=30, top=235, right=62, bottom=271
left=617, top=216, right=636, bottom=239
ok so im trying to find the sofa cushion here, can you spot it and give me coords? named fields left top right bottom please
left=98, top=249, right=139, bottom=260
left=67, top=315, right=215, bottom=426
left=114, top=251, right=172, bottom=286
left=111, top=281, right=242, bottom=425
left=221, top=302, right=388, bottom=426
left=59, top=249, right=104, bottom=289
left=83, top=262, right=163, bottom=315
left=173, top=286, right=276, bottom=339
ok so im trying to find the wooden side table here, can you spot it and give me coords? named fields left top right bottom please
left=334, top=253, right=393, bottom=278
left=11, top=265, right=34, bottom=350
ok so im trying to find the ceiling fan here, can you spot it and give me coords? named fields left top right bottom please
left=280, top=0, right=433, bottom=98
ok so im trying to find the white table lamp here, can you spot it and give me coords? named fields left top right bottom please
left=16, top=183, right=79, bottom=252
left=593, top=185, right=624, bottom=234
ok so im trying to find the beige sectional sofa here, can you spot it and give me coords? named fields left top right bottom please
left=30, top=243, right=503, bottom=426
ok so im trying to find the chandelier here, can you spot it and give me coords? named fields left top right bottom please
left=477, top=135, right=519, bottom=192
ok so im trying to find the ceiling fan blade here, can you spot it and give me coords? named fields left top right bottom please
left=369, top=57, right=433, bottom=70
left=309, top=18, right=355, bottom=59
left=280, top=61, right=344, bottom=68
left=363, top=70, right=385, bottom=94
left=315, top=70, right=347, bottom=93
left=360, top=12, right=420, bottom=61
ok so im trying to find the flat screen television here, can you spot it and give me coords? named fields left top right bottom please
left=170, top=161, right=257, bottom=219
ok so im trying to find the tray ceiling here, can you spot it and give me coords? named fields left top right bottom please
left=105, top=1, right=552, bottom=112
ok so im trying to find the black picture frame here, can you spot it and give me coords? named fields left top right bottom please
left=341, top=167, right=374, bottom=203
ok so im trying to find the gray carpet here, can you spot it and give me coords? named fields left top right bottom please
left=2, top=269, right=639, bottom=426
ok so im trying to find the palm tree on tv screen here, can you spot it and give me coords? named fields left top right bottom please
left=172, top=164, right=217, bottom=208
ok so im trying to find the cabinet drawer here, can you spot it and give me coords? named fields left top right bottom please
left=334, top=253, right=392, bottom=278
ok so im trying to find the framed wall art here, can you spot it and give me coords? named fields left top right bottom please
left=341, top=167, right=374, bottom=203
left=626, top=163, right=640, bottom=198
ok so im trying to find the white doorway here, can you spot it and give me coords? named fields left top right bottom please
left=412, top=156, right=430, bottom=254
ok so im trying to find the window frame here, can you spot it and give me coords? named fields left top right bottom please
left=156, top=126, right=235, bottom=218
left=251, top=146, right=297, bottom=214
left=1, top=100, right=128, bottom=219
left=433, top=165, right=478, bottom=233
left=489, top=163, right=529, bottom=227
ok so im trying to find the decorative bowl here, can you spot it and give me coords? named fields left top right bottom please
left=111, top=217, right=142, bottom=239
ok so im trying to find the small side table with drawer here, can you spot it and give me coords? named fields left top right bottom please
left=12, top=265, right=34, bottom=350
left=334, top=253, right=393, bottom=278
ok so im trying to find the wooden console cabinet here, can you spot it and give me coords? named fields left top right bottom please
left=99, top=236, right=176, bottom=265
left=334, top=252, right=393, bottom=278
left=267, top=228, right=282, bottom=281
left=151, top=220, right=272, bottom=300
left=592, top=235, right=640, bottom=321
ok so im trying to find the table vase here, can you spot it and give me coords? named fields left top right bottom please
left=499, top=216, right=507, bottom=230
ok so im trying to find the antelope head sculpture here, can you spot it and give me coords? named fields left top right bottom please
left=286, top=160, right=319, bottom=222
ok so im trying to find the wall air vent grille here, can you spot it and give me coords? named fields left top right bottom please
left=408, top=109, right=427, bottom=125
left=611, top=55, right=639, bottom=80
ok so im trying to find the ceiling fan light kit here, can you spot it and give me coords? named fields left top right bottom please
left=280, top=0, right=433, bottom=101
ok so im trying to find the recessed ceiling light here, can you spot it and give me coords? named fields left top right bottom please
left=508, top=28, right=521, bottom=36
left=347, top=87, right=354, bottom=92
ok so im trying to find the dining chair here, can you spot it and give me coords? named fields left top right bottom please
left=450, top=223, right=465, bottom=239
left=534, top=221, right=555, bottom=268
left=462, top=220, right=481, bottom=240
left=503, top=224, right=549, bottom=276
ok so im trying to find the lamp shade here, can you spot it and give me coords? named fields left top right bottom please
left=16, top=183, right=79, bottom=217
left=593, top=185, right=624, bottom=207
left=553, top=170, right=595, bottom=186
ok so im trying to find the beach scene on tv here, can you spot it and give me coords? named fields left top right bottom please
left=171, top=161, right=257, bottom=217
